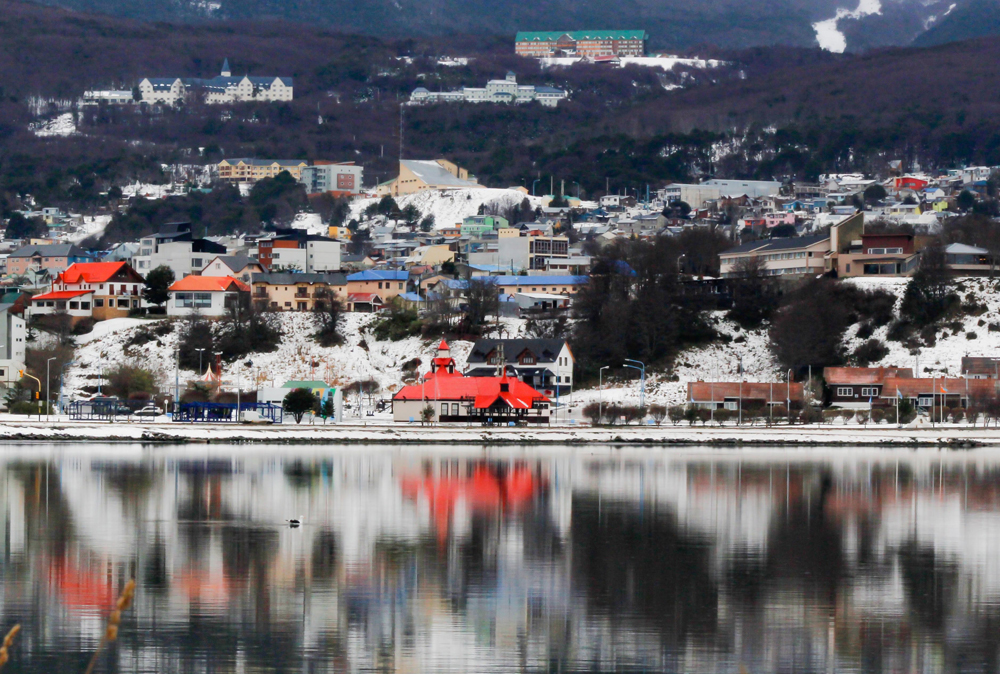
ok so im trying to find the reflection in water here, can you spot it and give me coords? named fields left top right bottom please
left=0, top=446, right=998, bottom=672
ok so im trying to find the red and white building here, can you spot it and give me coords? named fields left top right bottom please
left=166, top=276, right=250, bottom=317
left=392, top=341, right=551, bottom=424
left=27, top=261, right=145, bottom=323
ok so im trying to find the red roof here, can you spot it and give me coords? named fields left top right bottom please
left=168, top=275, right=249, bottom=292
left=394, top=375, right=549, bottom=409
left=687, top=381, right=804, bottom=404
left=31, top=289, right=93, bottom=302
left=438, top=339, right=449, bottom=350
left=58, top=261, right=130, bottom=284
left=881, top=377, right=997, bottom=398
left=823, top=367, right=914, bottom=385
left=348, top=293, right=384, bottom=303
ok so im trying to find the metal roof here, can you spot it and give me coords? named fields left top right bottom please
left=515, top=30, right=648, bottom=42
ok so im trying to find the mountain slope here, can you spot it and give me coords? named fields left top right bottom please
left=913, top=0, right=1000, bottom=45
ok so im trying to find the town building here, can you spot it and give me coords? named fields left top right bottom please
left=411, top=72, right=567, bottom=107
left=346, top=270, right=409, bottom=311
left=391, top=340, right=551, bottom=424
left=299, top=162, right=364, bottom=196
left=961, top=357, right=1000, bottom=379
left=687, top=381, right=805, bottom=410
left=7, top=244, right=95, bottom=277
left=251, top=272, right=347, bottom=312
left=0, top=304, right=27, bottom=402
left=465, top=338, right=574, bottom=396
left=82, top=90, right=134, bottom=105
left=460, top=215, right=509, bottom=237
left=138, top=59, right=293, bottom=105
left=132, top=222, right=227, bottom=278
left=200, top=255, right=265, bottom=285
left=166, top=275, right=250, bottom=317
left=835, top=233, right=920, bottom=277
left=823, top=367, right=914, bottom=408
left=377, top=159, right=480, bottom=197
left=256, top=230, right=341, bottom=273
left=490, top=230, right=569, bottom=271
left=514, top=30, right=647, bottom=58
left=879, top=376, right=996, bottom=409
left=217, top=159, right=309, bottom=183
left=27, top=261, right=146, bottom=322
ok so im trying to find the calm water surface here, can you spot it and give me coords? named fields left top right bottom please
left=0, top=443, right=996, bottom=673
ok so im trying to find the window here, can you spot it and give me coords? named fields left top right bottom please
left=861, top=387, right=878, bottom=397
left=724, top=401, right=738, bottom=410
left=441, top=403, right=448, bottom=416
left=837, top=387, right=853, bottom=397
left=69, top=302, right=79, bottom=310
left=452, top=403, right=459, bottom=415
left=94, top=299, right=104, bottom=307
left=81, top=302, right=90, bottom=310
left=399, top=283, right=403, bottom=289
left=117, top=299, right=129, bottom=307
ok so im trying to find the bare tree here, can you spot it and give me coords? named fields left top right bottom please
left=462, top=278, right=499, bottom=335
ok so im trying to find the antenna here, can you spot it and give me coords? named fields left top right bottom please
left=399, top=104, right=404, bottom=161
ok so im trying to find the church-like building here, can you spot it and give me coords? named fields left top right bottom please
left=138, top=59, right=293, bottom=106
left=391, top=341, right=551, bottom=424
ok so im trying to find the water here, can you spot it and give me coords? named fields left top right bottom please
left=0, top=443, right=997, bottom=673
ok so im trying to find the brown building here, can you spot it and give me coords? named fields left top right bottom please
left=251, top=272, right=347, bottom=311
left=687, top=381, right=804, bottom=410
left=514, top=30, right=647, bottom=57
left=823, top=367, right=914, bottom=407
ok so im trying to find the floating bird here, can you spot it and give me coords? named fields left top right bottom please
left=288, top=518, right=302, bottom=528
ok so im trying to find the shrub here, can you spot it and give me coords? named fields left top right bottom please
left=371, top=307, right=423, bottom=341
left=968, top=407, right=982, bottom=426
left=72, top=317, right=97, bottom=335
left=583, top=402, right=602, bottom=425
left=856, top=410, right=870, bottom=425
left=952, top=408, right=965, bottom=424
left=622, top=405, right=647, bottom=425
left=668, top=406, right=685, bottom=425
left=9, top=401, right=41, bottom=415
left=604, top=404, right=623, bottom=425
left=852, top=339, right=889, bottom=367
left=870, top=408, right=886, bottom=424
left=648, top=404, right=667, bottom=425
left=714, top=409, right=734, bottom=425
left=801, top=407, right=823, bottom=425
left=106, top=363, right=158, bottom=399
left=856, top=322, right=875, bottom=340
left=967, top=332, right=978, bottom=340
left=823, top=409, right=841, bottom=424
left=841, top=409, right=855, bottom=422
left=696, top=409, right=712, bottom=425
left=283, top=388, right=317, bottom=424
left=683, top=406, right=699, bottom=426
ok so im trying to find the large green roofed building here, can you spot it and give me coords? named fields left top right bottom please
left=514, top=30, right=648, bottom=57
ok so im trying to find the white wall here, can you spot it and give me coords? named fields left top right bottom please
left=166, top=291, right=231, bottom=317
left=306, top=241, right=341, bottom=272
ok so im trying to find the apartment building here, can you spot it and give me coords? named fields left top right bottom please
left=251, top=272, right=347, bottom=312
left=217, top=159, right=309, bottom=183
left=514, top=30, right=647, bottom=57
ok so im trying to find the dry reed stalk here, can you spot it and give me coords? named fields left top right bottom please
left=0, top=624, right=20, bottom=670
left=83, top=579, right=135, bottom=674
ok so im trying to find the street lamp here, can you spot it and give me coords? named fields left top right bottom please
left=532, top=179, right=541, bottom=197
left=622, top=359, right=645, bottom=408
left=572, top=181, right=581, bottom=198
left=196, top=348, right=206, bottom=374
left=46, top=357, right=56, bottom=422
left=599, top=365, right=610, bottom=424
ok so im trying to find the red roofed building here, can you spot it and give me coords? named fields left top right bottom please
left=823, top=366, right=914, bottom=407
left=687, top=381, right=805, bottom=410
left=392, top=340, right=551, bottom=424
left=27, top=261, right=145, bottom=322
left=166, top=275, right=250, bottom=317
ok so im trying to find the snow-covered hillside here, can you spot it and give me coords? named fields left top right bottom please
left=31, top=113, right=78, bottom=137
left=349, top=188, right=543, bottom=230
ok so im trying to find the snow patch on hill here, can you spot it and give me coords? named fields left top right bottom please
left=31, top=113, right=78, bottom=137
left=540, top=55, right=724, bottom=70
left=349, top=188, right=543, bottom=229
left=813, top=0, right=883, bottom=52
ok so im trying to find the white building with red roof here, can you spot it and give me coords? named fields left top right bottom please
left=391, top=340, right=551, bottom=424
left=166, top=275, right=250, bottom=317
left=27, top=261, right=146, bottom=323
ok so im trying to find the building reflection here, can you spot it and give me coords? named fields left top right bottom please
left=0, top=449, right=996, bottom=672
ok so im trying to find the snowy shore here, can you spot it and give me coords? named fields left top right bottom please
left=0, top=418, right=993, bottom=446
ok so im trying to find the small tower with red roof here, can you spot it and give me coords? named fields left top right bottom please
left=428, top=339, right=458, bottom=377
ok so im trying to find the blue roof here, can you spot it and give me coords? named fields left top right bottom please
left=494, top=275, right=589, bottom=286
left=437, top=279, right=470, bottom=290
left=347, top=270, right=409, bottom=281
left=398, top=292, right=423, bottom=302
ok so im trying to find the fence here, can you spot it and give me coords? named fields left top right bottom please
left=173, top=401, right=283, bottom=424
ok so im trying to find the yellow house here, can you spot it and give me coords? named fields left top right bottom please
left=251, top=271, right=347, bottom=311
left=378, top=159, right=480, bottom=197
left=405, top=244, right=454, bottom=267
left=218, top=159, right=309, bottom=183
left=327, top=225, right=352, bottom=240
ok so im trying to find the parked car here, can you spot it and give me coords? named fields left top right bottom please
left=239, top=410, right=274, bottom=425
left=135, top=405, right=163, bottom=417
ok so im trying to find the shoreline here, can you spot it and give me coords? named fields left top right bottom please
left=0, top=419, right=994, bottom=446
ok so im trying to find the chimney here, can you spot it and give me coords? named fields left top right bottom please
left=500, top=382, right=509, bottom=392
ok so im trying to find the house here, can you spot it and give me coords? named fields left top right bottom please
left=139, top=59, right=292, bottom=105
left=378, top=159, right=480, bottom=197
left=514, top=30, right=647, bottom=57
left=461, top=215, right=509, bottom=237
left=217, top=159, right=309, bottom=183
left=256, top=229, right=341, bottom=273
left=132, top=222, right=227, bottom=278
left=836, top=233, right=920, bottom=277
left=7, top=244, right=95, bottom=277
left=879, top=376, right=997, bottom=409
left=339, top=253, right=377, bottom=271
left=201, top=255, right=266, bottom=284
left=961, top=357, right=1000, bottom=379
left=258, top=380, right=343, bottom=421
left=404, top=244, right=454, bottom=268
left=465, top=338, right=574, bottom=396
left=513, top=292, right=571, bottom=313
left=494, top=275, right=589, bottom=295
left=251, top=272, right=347, bottom=311
left=346, top=270, right=409, bottom=302
left=27, top=261, right=145, bottom=322
left=392, top=340, right=551, bottom=423
left=0, top=304, right=27, bottom=403
left=823, top=367, right=914, bottom=407
left=166, top=276, right=249, bottom=317
left=944, top=243, right=994, bottom=274
left=598, top=195, right=637, bottom=211
left=493, top=232, right=570, bottom=271
left=687, top=381, right=805, bottom=410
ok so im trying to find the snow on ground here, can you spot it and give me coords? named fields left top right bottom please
left=842, top=276, right=1000, bottom=377
left=540, top=55, right=725, bottom=71
left=31, top=113, right=78, bottom=137
left=349, top=188, right=544, bottom=230
left=289, top=212, right=326, bottom=235
left=67, top=214, right=111, bottom=243
left=813, top=0, right=882, bottom=52
left=438, top=58, right=469, bottom=67
left=64, top=313, right=533, bottom=402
